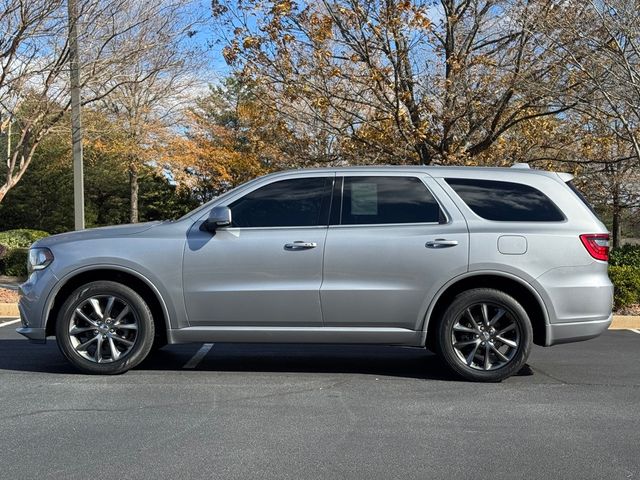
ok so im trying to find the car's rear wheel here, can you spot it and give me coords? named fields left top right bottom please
left=56, top=281, right=154, bottom=374
left=436, top=288, right=533, bottom=382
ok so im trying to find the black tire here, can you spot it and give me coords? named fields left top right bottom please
left=435, top=288, right=533, bottom=382
left=55, top=281, right=155, bottom=374
left=150, top=335, right=167, bottom=353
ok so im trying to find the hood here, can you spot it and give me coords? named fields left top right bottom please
left=33, top=221, right=163, bottom=248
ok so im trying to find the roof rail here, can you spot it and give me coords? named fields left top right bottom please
left=511, top=163, right=531, bottom=169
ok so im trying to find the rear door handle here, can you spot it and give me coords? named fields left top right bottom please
left=284, top=241, right=318, bottom=250
left=425, top=239, right=459, bottom=249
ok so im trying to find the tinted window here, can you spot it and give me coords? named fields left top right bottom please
left=230, top=177, right=331, bottom=227
left=340, top=176, right=441, bottom=225
left=446, top=178, right=564, bottom=222
left=566, top=180, right=599, bottom=217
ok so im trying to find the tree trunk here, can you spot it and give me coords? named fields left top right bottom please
left=417, top=142, right=432, bottom=165
left=129, top=164, right=139, bottom=223
left=611, top=202, right=621, bottom=249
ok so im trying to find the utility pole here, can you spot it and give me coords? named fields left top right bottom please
left=68, top=0, right=85, bottom=230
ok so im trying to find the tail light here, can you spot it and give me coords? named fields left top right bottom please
left=579, top=233, right=609, bottom=261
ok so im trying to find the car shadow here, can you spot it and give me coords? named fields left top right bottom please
left=0, top=340, right=534, bottom=381
left=143, top=343, right=462, bottom=381
left=0, top=339, right=450, bottom=379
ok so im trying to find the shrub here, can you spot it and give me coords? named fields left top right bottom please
left=608, top=265, right=640, bottom=310
left=0, top=229, right=49, bottom=250
left=0, top=248, right=28, bottom=277
left=0, top=230, right=49, bottom=278
left=609, top=244, right=640, bottom=269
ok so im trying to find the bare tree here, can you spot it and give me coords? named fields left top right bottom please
left=92, top=0, right=205, bottom=223
left=546, top=0, right=640, bottom=166
left=0, top=0, right=69, bottom=202
left=0, top=0, right=203, bottom=204
left=212, top=0, right=581, bottom=165
left=535, top=0, right=640, bottom=244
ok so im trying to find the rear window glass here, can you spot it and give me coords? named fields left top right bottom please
left=340, top=176, right=441, bottom=225
left=445, top=178, right=565, bottom=222
left=566, top=180, right=599, bottom=216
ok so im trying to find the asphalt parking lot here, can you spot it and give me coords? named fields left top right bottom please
left=0, top=320, right=638, bottom=480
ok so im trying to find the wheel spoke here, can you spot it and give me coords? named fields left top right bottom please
left=75, top=309, right=99, bottom=327
left=76, top=335, right=98, bottom=351
left=466, top=341, right=481, bottom=366
left=481, top=303, right=490, bottom=326
left=110, top=335, right=134, bottom=347
left=107, top=337, right=121, bottom=361
left=89, top=298, right=104, bottom=319
left=464, top=308, right=481, bottom=331
left=116, top=323, right=138, bottom=330
left=113, top=306, right=130, bottom=325
left=496, top=323, right=516, bottom=336
left=483, top=343, right=491, bottom=370
left=453, top=323, right=476, bottom=334
left=495, top=335, right=517, bottom=349
left=95, top=336, right=103, bottom=363
left=69, top=325, right=96, bottom=336
left=454, top=339, right=480, bottom=348
left=104, top=296, right=116, bottom=319
left=489, top=308, right=506, bottom=327
left=489, top=343, right=509, bottom=363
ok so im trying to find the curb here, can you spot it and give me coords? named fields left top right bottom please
left=610, top=316, right=640, bottom=330
left=1, top=303, right=639, bottom=329
left=0, top=303, right=19, bottom=317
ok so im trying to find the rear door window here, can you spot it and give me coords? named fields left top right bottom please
left=445, top=178, right=565, bottom=222
left=339, top=176, right=441, bottom=225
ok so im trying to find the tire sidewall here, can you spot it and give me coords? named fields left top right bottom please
left=436, top=289, right=533, bottom=382
left=56, top=281, right=155, bottom=374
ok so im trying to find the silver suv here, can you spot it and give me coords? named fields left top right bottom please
left=17, top=166, right=614, bottom=381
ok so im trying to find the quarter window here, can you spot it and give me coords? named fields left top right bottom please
left=445, top=178, right=565, bottom=222
left=230, top=177, right=331, bottom=227
left=339, top=176, right=441, bottom=225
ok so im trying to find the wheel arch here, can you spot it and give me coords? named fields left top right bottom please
left=423, top=272, right=550, bottom=349
left=45, top=266, right=170, bottom=345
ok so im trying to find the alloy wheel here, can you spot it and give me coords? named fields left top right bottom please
left=68, top=295, right=139, bottom=363
left=450, top=302, right=521, bottom=371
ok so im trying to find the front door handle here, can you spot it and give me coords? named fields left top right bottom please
left=425, top=239, right=459, bottom=249
left=284, top=241, right=318, bottom=250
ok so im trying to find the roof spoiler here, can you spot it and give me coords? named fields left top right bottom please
left=557, top=172, right=574, bottom=182
left=509, top=163, right=574, bottom=182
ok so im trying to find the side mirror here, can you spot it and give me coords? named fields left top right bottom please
left=201, top=206, right=232, bottom=232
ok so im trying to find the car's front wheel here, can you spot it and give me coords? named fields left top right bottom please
left=436, top=288, right=533, bottom=382
left=56, top=281, right=154, bottom=374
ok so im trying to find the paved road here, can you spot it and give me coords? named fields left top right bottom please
left=0, top=321, right=638, bottom=480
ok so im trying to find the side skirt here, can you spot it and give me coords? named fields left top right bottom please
left=167, top=326, right=423, bottom=346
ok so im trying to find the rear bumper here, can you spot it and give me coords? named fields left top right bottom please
left=545, top=314, right=612, bottom=346
left=536, top=263, right=613, bottom=346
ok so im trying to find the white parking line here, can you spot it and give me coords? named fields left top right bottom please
left=183, top=343, right=214, bottom=369
left=0, top=318, right=20, bottom=328
left=630, top=329, right=640, bottom=335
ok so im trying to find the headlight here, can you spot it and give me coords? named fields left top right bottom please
left=28, top=248, right=54, bottom=273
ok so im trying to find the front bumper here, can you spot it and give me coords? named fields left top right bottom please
left=16, top=326, right=47, bottom=343
left=16, top=269, right=59, bottom=344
